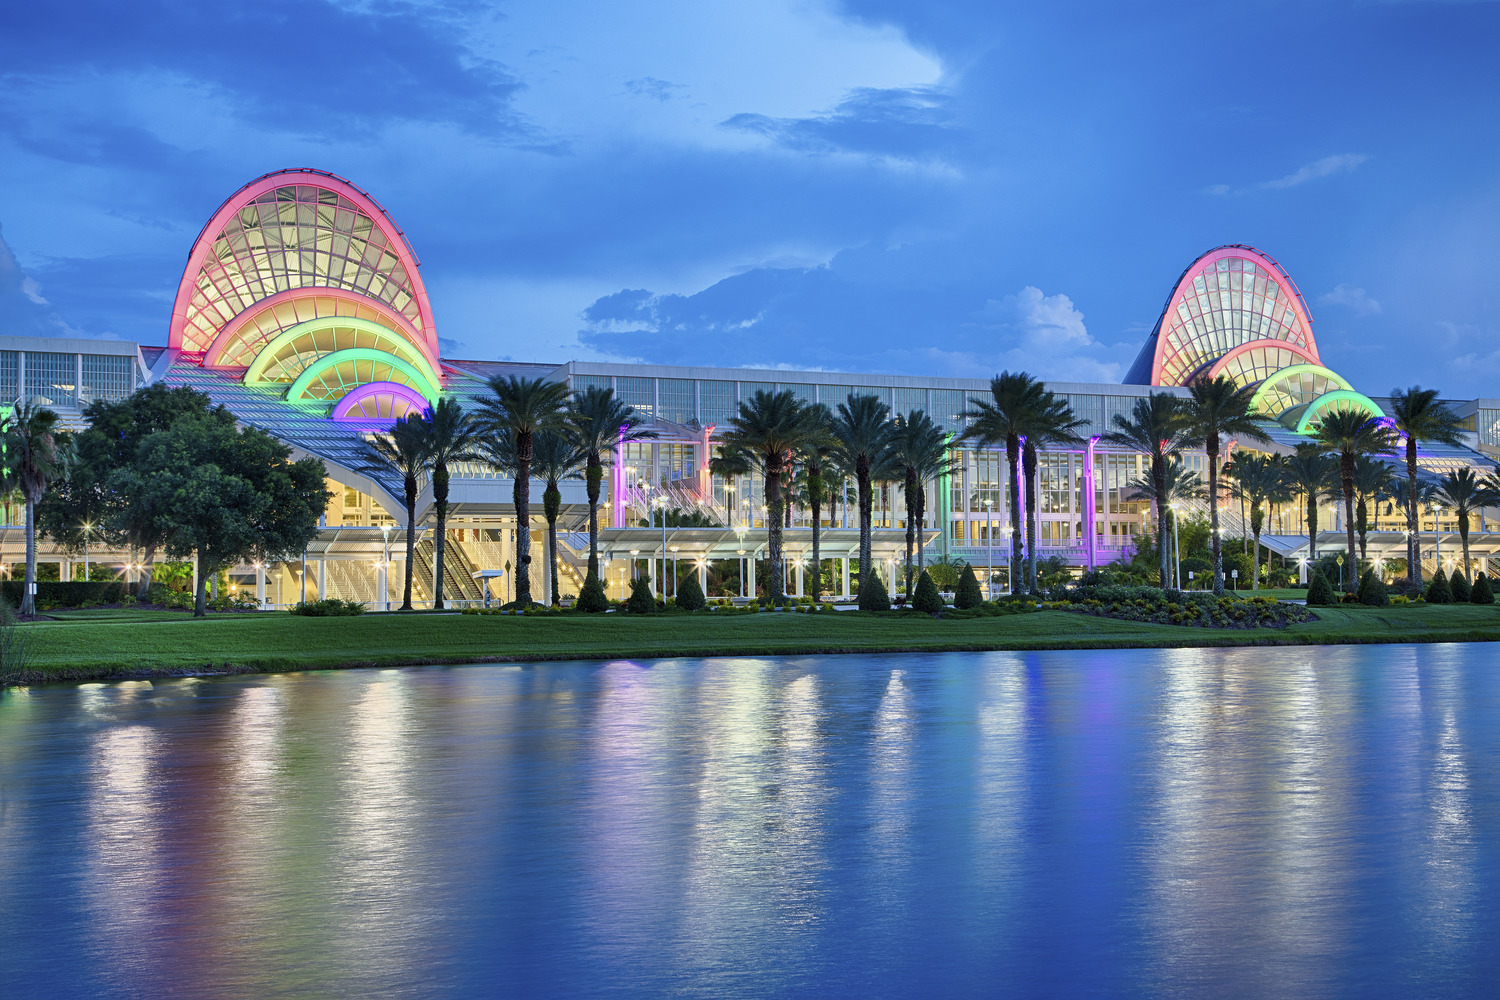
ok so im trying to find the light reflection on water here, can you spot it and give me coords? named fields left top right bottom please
left=3, top=646, right=1499, bottom=999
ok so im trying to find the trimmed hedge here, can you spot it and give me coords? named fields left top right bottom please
left=289, top=599, right=365, bottom=616
left=1357, top=570, right=1389, bottom=607
left=576, top=571, right=609, bottom=613
left=624, top=577, right=656, bottom=614
left=1450, top=570, right=1472, bottom=602
left=1051, top=583, right=1316, bottom=629
left=1473, top=572, right=1494, bottom=605
left=2, top=581, right=127, bottom=608
left=675, top=571, right=707, bottom=611
left=1306, top=569, right=1336, bottom=606
left=1427, top=569, right=1453, bottom=604
left=858, top=569, right=891, bottom=612
left=912, top=571, right=944, bottom=614
left=954, top=564, right=983, bottom=609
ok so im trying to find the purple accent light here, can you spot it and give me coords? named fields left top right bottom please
left=330, top=382, right=430, bottom=425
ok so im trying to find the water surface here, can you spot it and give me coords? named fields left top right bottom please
left=2, top=646, right=1499, bottom=998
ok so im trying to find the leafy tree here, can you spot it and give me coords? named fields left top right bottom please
left=1306, top=568, right=1335, bottom=606
left=1180, top=375, right=1271, bottom=594
left=625, top=575, right=656, bottom=614
left=1390, top=387, right=1464, bottom=589
left=675, top=569, right=706, bottom=611
left=1283, top=444, right=1341, bottom=579
left=912, top=570, right=943, bottom=613
left=1434, top=467, right=1498, bottom=584
left=1102, top=392, right=1194, bottom=589
left=475, top=376, right=571, bottom=606
left=1472, top=572, right=1493, bottom=605
left=830, top=393, right=895, bottom=590
left=927, top=554, right=965, bottom=592
left=138, top=413, right=329, bottom=617
left=857, top=564, right=890, bottom=612
left=1358, top=569, right=1389, bottom=606
left=4, top=402, right=72, bottom=616
left=954, top=563, right=984, bottom=608
left=1226, top=451, right=1291, bottom=590
left=359, top=413, right=428, bottom=610
left=1309, top=409, right=1398, bottom=592
left=718, top=389, right=815, bottom=602
left=1426, top=567, right=1452, bottom=604
left=1125, top=456, right=1205, bottom=587
left=566, top=386, right=652, bottom=579
left=888, top=409, right=953, bottom=597
left=1450, top=569, right=1472, bottom=602
left=412, top=398, right=482, bottom=609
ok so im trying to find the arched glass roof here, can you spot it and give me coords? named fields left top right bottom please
left=204, top=286, right=434, bottom=371
left=244, top=317, right=440, bottom=392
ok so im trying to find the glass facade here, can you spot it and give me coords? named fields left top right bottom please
left=80, top=354, right=133, bottom=402
left=25, top=352, right=74, bottom=407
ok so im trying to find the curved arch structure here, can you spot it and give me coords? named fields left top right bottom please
left=1288, top=390, right=1385, bottom=435
left=203, top=286, right=436, bottom=372
left=170, top=169, right=439, bottom=363
left=331, top=382, right=431, bottom=425
left=1126, top=245, right=1319, bottom=388
left=243, top=316, right=441, bottom=392
left=285, top=348, right=440, bottom=405
left=1203, top=339, right=1321, bottom=387
left=1247, top=363, right=1354, bottom=418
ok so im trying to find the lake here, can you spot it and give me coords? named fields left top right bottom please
left=2, top=646, right=1498, bottom=998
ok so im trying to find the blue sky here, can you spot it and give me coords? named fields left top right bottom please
left=2, top=1, right=1498, bottom=396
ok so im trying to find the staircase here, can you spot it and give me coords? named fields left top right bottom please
left=412, top=538, right=486, bottom=604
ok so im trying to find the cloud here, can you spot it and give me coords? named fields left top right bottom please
left=721, top=86, right=960, bottom=159
left=1207, top=153, right=1368, bottom=195
left=624, top=77, right=686, bottom=102
left=967, top=287, right=1123, bottom=382
left=0, top=224, right=88, bottom=338
left=1318, top=284, right=1382, bottom=317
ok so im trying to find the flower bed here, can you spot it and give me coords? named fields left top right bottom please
left=1048, top=584, right=1315, bottom=629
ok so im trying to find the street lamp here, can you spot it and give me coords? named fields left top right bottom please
left=982, top=498, right=994, bottom=598
left=80, top=521, right=93, bottom=581
left=1001, top=524, right=1014, bottom=595
left=669, top=545, right=680, bottom=599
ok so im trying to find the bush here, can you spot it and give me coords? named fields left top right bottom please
left=1473, top=572, right=1494, bottom=605
left=954, top=564, right=984, bottom=609
left=1450, top=570, right=1471, bottom=603
left=624, top=577, right=656, bottom=614
left=1426, top=568, right=1453, bottom=604
left=1306, top=569, right=1336, bottom=606
left=1046, top=582, right=1314, bottom=629
left=911, top=571, right=944, bottom=614
left=1357, top=570, right=1389, bottom=607
left=676, top=571, right=707, bottom=611
left=0, top=580, right=127, bottom=609
left=858, top=568, right=890, bottom=612
left=289, top=598, right=365, bottom=616
left=576, top=571, right=609, bottom=613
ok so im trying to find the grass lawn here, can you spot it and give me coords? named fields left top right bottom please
left=9, top=602, right=1500, bottom=685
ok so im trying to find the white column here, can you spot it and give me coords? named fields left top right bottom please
left=74, top=354, right=83, bottom=408
left=256, top=562, right=266, bottom=608
left=318, top=559, right=327, bottom=602
left=795, top=560, right=804, bottom=597
left=842, top=556, right=851, bottom=599
left=378, top=558, right=388, bottom=611
left=698, top=560, right=707, bottom=597
left=648, top=550, right=658, bottom=597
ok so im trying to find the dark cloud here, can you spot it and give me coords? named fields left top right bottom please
left=0, top=225, right=88, bottom=339
left=624, top=77, right=687, bottom=102
left=721, top=86, right=960, bottom=158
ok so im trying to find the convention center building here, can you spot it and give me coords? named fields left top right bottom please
left=7, top=168, right=1500, bottom=605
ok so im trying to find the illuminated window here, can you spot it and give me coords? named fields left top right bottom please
left=80, top=355, right=133, bottom=402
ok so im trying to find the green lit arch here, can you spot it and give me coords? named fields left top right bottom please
left=1290, top=389, right=1386, bottom=435
left=1248, top=363, right=1354, bottom=417
left=285, top=348, right=440, bottom=405
left=244, top=316, right=441, bottom=392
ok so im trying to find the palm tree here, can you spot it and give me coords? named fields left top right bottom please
left=887, top=410, right=953, bottom=597
left=829, top=393, right=894, bottom=591
left=1126, top=457, right=1206, bottom=586
left=1102, top=392, right=1193, bottom=588
left=793, top=403, right=836, bottom=601
left=1350, top=455, right=1394, bottom=563
left=1225, top=451, right=1291, bottom=590
left=359, top=413, right=428, bottom=610
left=1018, top=391, right=1085, bottom=593
left=1435, top=468, right=1499, bottom=583
left=1309, top=409, right=1399, bottom=591
left=411, top=397, right=482, bottom=609
left=1390, top=387, right=1464, bottom=588
left=717, top=389, right=812, bottom=602
left=1180, top=375, right=1271, bottom=594
left=1283, top=443, right=1340, bottom=580
left=4, top=402, right=72, bottom=617
left=475, top=376, right=571, bottom=605
left=961, top=372, right=1047, bottom=595
left=567, top=386, right=652, bottom=582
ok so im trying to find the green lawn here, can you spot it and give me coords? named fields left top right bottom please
left=9, top=602, right=1500, bottom=685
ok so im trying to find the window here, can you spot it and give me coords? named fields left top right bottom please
left=616, top=376, right=654, bottom=420
left=658, top=378, right=694, bottom=424
left=25, top=352, right=74, bottom=407
left=80, top=355, right=133, bottom=402
left=738, top=382, right=775, bottom=407
left=0, top=352, right=17, bottom=402
left=571, top=374, right=610, bottom=394
left=698, top=380, right=736, bottom=426
left=819, top=385, right=858, bottom=410
left=931, top=389, right=965, bottom=433
left=891, top=387, right=926, bottom=418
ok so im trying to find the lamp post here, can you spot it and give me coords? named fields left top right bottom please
left=734, top=524, right=748, bottom=599
left=1002, top=524, right=1014, bottom=595
left=1169, top=502, right=1182, bottom=590
left=983, top=498, right=994, bottom=598
left=669, top=545, right=679, bottom=599
left=1434, top=504, right=1444, bottom=574
left=80, top=521, right=92, bottom=581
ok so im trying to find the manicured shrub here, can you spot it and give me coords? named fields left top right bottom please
left=912, top=571, right=944, bottom=614
left=858, top=568, right=890, bottom=612
left=1426, top=568, right=1453, bottom=604
left=1357, top=570, right=1389, bottom=607
left=1305, top=569, right=1336, bottom=606
left=676, top=571, right=706, bottom=611
left=625, top=577, right=656, bottom=614
left=289, top=598, right=365, bottom=616
left=1450, top=570, right=1471, bottom=602
left=1472, top=572, right=1494, bottom=605
left=954, top=564, right=984, bottom=609
left=576, top=570, right=609, bottom=612
left=1, top=580, right=127, bottom=608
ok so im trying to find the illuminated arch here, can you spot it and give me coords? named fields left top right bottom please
left=203, top=286, right=436, bottom=371
left=1248, top=363, right=1354, bottom=418
left=285, top=349, right=439, bottom=405
left=168, top=169, right=438, bottom=359
left=1289, top=390, right=1386, bottom=435
left=1126, top=245, right=1319, bottom=387
left=244, top=317, right=441, bottom=392
left=1203, top=339, right=1322, bottom=387
left=330, top=382, right=431, bottom=425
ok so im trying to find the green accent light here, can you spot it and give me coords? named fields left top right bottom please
left=1247, top=363, right=1354, bottom=416
left=1290, top=389, right=1386, bottom=435
left=284, top=348, right=440, bottom=405
left=244, top=316, right=440, bottom=391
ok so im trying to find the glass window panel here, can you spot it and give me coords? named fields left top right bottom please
left=658, top=378, right=695, bottom=424
left=697, top=380, right=736, bottom=426
left=616, top=376, right=654, bottom=419
left=80, top=355, right=133, bottom=402
left=25, top=352, right=74, bottom=406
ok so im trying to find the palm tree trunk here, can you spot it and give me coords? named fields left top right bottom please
left=514, top=445, right=533, bottom=605
left=1307, top=496, right=1318, bottom=578
left=1153, top=455, right=1170, bottom=589
left=21, top=496, right=36, bottom=616
left=1007, top=436, right=1023, bottom=595
left=857, top=458, right=873, bottom=583
left=434, top=462, right=450, bottom=609
left=1342, top=455, right=1357, bottom=592
left=903, top=469, right=916, bottom=597
left=402, top=475, right=417, bottom=610
left=586, top=453, right=603, bottom=579
left=1252, top=526, right=1262, bottom=591
left=767, top=464, right=785, bottom=600
left=809, top=470, right=823, bottom=602
left=1208, top=434, right=1224, bottom=595
left=136, top=541, right=156, bottom=602
left=1406, top=441, right=1419, bottom=587
left=1460, top=517, right=1471, bottom=583
left=548, top=513, right=560, bottom=605
left=1357, top=499, right=1369, bottom=563
left=1023, top=441, right=1039, bottom=594
left=194, top=563, right=209, bottom=618
left=915, top=481, right=928, bottom=571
